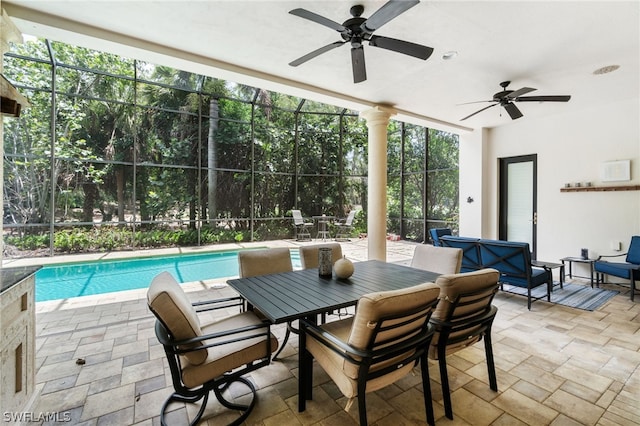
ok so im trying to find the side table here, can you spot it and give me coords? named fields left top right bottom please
left=531, top=260, right=565, bottom=289
left=560, top=257, right=597, bottom=288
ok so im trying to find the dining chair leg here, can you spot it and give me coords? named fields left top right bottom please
left=484, top=331, right=498, bottom=392
left=438, top=347, right=454, bottom=420
left=420, top=354, right=435, bottom=426
left=357, top=377, right=368, bottom=426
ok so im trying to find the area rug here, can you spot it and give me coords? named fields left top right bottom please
left=501, top=282, right=619, bottom=311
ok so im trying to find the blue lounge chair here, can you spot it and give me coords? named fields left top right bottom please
left=594, top=236, right=640, bottom=301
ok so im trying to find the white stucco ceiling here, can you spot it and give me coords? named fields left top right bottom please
left=4, top=1, right=639, bottom=132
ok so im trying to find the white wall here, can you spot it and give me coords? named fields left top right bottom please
left=458, top=128, right=487, bottom=237
left=479, top=98, right=640, bottom=270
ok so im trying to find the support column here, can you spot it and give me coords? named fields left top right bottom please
left=360, top=105, right=396, bottom=261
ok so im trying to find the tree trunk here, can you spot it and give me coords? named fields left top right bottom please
left=207, top=98, right=219, bottom=222
left=116, top=167, right=125, bottom=223
left=82, top=181, right=98, bottom=223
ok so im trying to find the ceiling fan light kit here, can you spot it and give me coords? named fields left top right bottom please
left=288, top=0, right=433, bottom=83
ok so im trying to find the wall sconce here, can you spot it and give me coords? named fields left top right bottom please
left=466, top=196, right=474, bottom=203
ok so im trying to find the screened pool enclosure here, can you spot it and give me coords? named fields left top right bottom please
left=2, top=38, right=459, bottom=257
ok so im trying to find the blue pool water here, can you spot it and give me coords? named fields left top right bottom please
left=35, top=249, right=301, bottom=302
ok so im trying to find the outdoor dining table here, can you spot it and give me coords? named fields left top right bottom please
left=226, top=259, right=440, bottom=412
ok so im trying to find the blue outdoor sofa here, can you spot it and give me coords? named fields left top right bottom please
left=594, top=235, right=640, bottom=301
left=440, top=235, right=552, bottom=309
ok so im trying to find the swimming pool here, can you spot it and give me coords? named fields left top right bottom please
left=35, top=249, right=301, bottom=302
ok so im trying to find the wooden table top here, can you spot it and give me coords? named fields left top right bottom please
left=227, top=260, right=440, bottom=324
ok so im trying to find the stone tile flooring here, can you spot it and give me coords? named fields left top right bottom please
left=24, top=240, right=640, bottom=425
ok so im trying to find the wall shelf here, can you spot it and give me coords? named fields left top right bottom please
left=560, top=185, right=640, bottom=192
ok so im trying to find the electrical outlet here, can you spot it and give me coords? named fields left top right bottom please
left=610, top=241, right=621, bottom=251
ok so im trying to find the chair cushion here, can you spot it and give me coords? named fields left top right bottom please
left=594, top=261, right=640, bottom=279
left=306, top=282, right=439, bottom=399
left=432, top=269, right=500, bottom=320
left=411, top=244, right=463, bottom=274
left=181, top=311, right=279, bottom=388
left=299, top=243, right=343, bottom=269
left=626, top=236, right=640, bottom=265
left=429, top=269, right=500, bottom=359
left=348, top=282, right=440, bottom=350
left=499, top=267, right=550, bottom=288
left=147, top=272, right=207, bottom=365
left=440, top=236, right=482, bottom=272
left=238, top=248, right=293, bottom=278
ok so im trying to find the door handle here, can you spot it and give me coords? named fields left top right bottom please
left=533, top=212, right=537, bottom=225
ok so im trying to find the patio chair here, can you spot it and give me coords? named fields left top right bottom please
left=594, top=235, right=640, bottom=301
left=147, top=271, right=278, bottom=426
left=411, top=244, right=463, bottom=274
left=429, top=227, right=452, bottom=246
left=292, top=209, right=313, bottom=241
left=299, top=283, right=440, bottom=426
left=428, top=268, right=500, bottom=420
left=238, top=248, right=294, bottom=360
left=335, top=210, right=356, bottom=241
left=299, top=243, right=349, bottom=319
left=299, top=242, right=343, bottom=269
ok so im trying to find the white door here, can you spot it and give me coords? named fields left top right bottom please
left=500, top=155, right=537, bottom=258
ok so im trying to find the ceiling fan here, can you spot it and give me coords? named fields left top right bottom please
left=288, top=0, right=433, bottom=83
left=461, top=81, right=571, bottom=121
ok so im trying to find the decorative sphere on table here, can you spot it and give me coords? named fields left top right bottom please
left=334, top=256, right=354, bottom=279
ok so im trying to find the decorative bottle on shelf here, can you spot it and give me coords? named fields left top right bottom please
left=318, top=247, right=333, bottom=277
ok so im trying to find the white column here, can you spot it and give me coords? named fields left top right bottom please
left=360, top=105, right=396, bottom=261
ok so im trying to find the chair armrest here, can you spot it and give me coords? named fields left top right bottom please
left=300, top=319, right=368, bottom=360
left=430, top=305, right=497, bottom=336
left=596, top=253, right=628, bottom=260
left=192, top=296, right=244, bottom=313
left=169, top=319, right=272, bottom=354
left=300, top=318, right=435, bottom=365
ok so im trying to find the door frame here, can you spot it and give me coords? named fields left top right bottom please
left=499, top=154, right=538, bottom=259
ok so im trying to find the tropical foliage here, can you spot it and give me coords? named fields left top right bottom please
left=2, top=38, right=458, bottom=257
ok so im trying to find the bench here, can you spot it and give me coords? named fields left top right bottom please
left=440, top=236, right=552, bottom=309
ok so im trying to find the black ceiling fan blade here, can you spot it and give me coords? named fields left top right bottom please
left=506, top=87, right=536, bottom=99
left=362, top=0, right=420, bottom=32
left=457, top=100, right=493, bottom=106
left=351, top=46, right=367, bottom=83
left=289, top=41, right=346, bottom=67
left=289, top=8, right=347, bottom=32
left=515, top=95, right=572, bottom=102
left=461, top=103, right=497, bottom=121
left=369, top=35, right=433, bottom=60
left=503, top=102, right=523, bottom=120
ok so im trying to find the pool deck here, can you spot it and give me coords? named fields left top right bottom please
left=7, top=239, right=640, bottom=425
